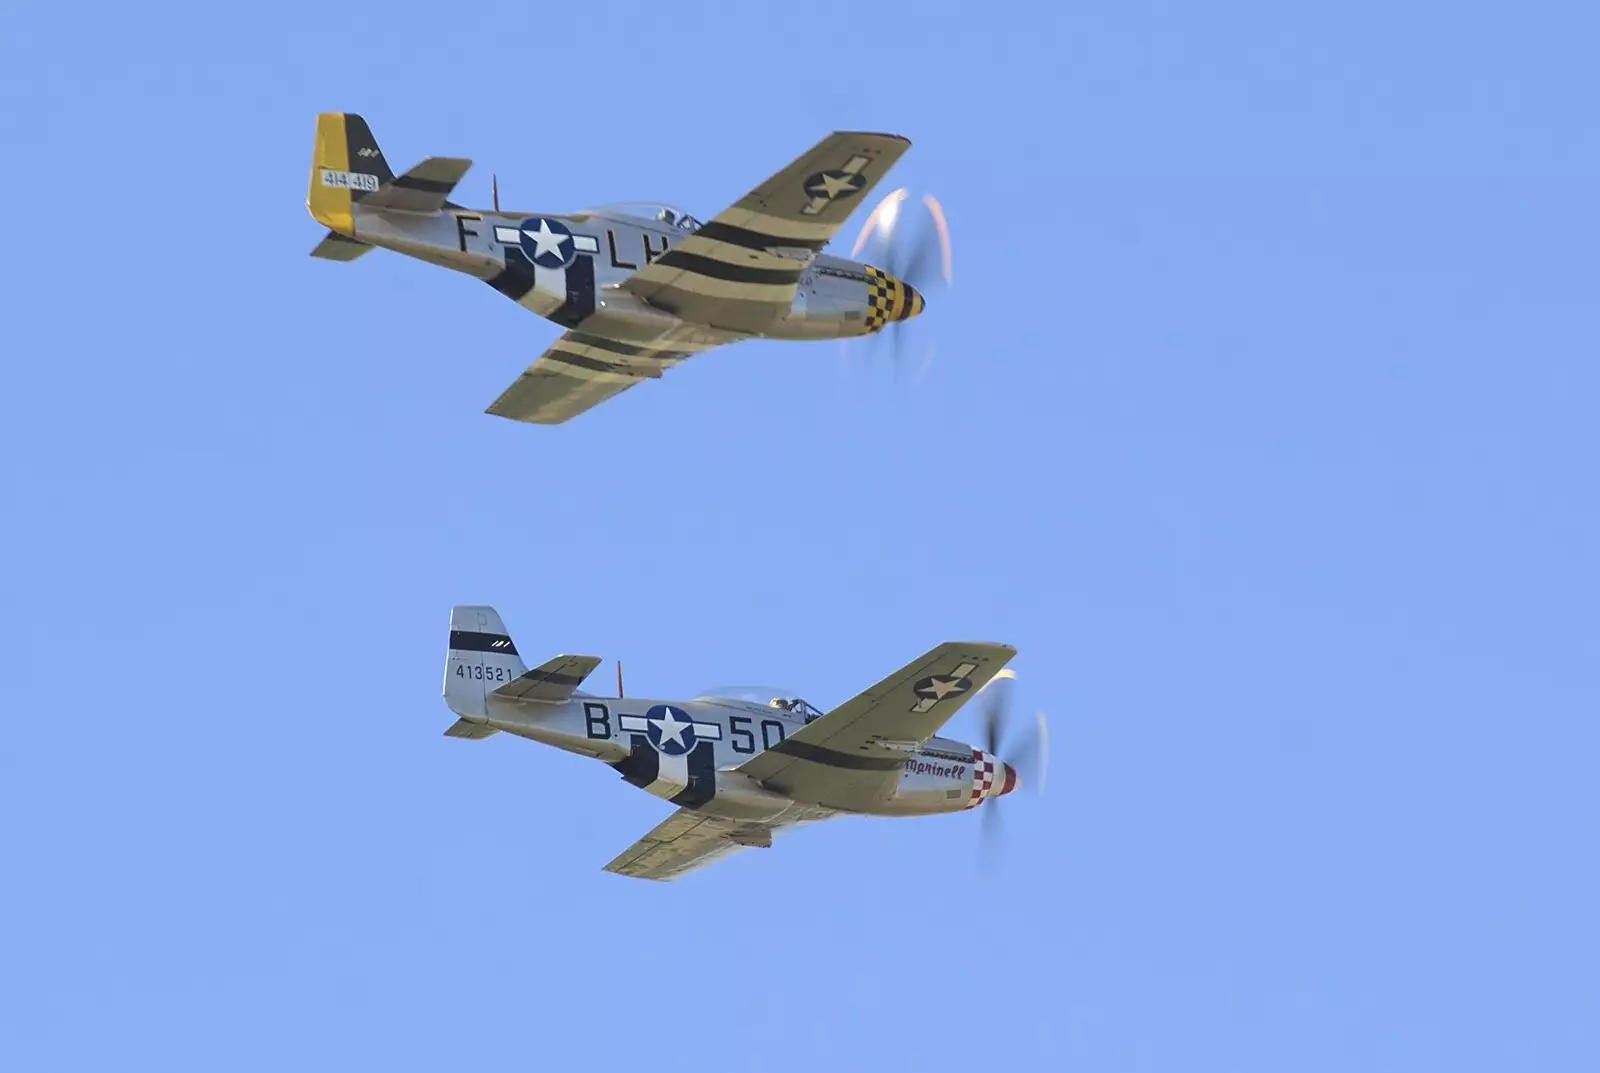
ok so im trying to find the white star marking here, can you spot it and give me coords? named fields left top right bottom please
left=653, top=709, right=690, bottom=749
left=522, top=218, right=570, bottom=260
left=923, top=677, right=966, bottom=700
left=811, top=173, right=856, bottom=199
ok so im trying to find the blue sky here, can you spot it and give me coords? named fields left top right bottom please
left=2, top=1, right=1596, bottom=1068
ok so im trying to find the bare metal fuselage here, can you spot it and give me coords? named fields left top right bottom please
left=347, top=203, right=889, bottom=344
left=468, top=687, right=993, bottom=823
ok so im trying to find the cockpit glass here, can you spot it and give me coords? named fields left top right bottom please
left=691, top=685, right=823, bottom=719
left=584, top=202, right=702, bottom=231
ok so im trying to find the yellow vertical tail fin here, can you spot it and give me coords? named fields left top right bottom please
left=305, top=113, right=394, bottom=236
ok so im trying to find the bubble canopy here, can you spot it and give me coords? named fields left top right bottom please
left=691, top=685, right=824, bottom=719
left=582, top=201, right=703, bottom=231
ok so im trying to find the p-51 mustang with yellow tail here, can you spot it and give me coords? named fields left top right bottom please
left=444, top=606, right=1046, bottom=880
left=306, top=113, right=949, bottom=424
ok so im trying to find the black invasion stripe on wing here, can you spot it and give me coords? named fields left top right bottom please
left=767, top=739, right=908, bottom=771
left=389, top=173, right=456, bottom=194
left=650, top=250, right=802, bottom=287
left=513, top=667, right=585, bottom=688
left=566, top=332, right=692, bottom=362
left=693, top=221, right=829, bottom=253
left=546, top=351, right=633, bottom=376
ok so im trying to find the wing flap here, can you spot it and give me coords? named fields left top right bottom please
left=361, top=156, right=472, bottom=214
left=737, top=641, right=1016, bottom=811
left=485, top=328, right=718, bottom=425
left=602, top=809, right=771, bottom=881
left=620, top=131, right=911, bottom=332
left=491, top=654, right=602, bottom=703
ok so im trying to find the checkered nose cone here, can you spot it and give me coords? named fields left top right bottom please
left=862, top=266, right=928, bottom=332
left=904, top=284, right=925, bottom=319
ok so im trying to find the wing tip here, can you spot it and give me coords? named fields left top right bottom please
left=834, top=129, right=912, bottom=145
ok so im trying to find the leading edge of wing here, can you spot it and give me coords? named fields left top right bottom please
left=618, top=130, right=913, bottom=333
left=735, top=640, right=1016, bottom=809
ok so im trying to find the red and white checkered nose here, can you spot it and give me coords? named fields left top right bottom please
left=970, top=749, right=1018, bottom=806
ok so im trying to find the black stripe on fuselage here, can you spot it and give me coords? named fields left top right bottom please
left=613, top=737, right=660, bottom=789
left=487, top=247, right=537, bottom=301
left=768, top=739, right=907, bottom=771
left=449, top=630, right=519, bottom=655
left=550, top=254, right=596, bottom=329
left=669, top=740, right=717, bottom=809
left=488, top=270, right=536, bottom=301
left=694, top=221, right=828, bottom=253
left=652, top=250, right=801, bottom=287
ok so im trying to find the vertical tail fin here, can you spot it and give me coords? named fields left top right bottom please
left=306, top=112, right=395, bottom=236
left=444, top=605, right=528, bottom=722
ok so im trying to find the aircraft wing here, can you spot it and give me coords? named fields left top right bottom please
left=736, top=641, right=1016, bottom=812
left=484, top=328, right=720, bottom=425
left=603, top=807, right=789, bottom=882
left=619, top=130, right=911, bottom=333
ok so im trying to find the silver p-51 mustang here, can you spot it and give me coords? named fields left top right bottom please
left=307, top=113, right=936, bottom=424
left=444, top=606, right=1036, bottom=880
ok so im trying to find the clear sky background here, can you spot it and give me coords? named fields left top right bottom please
left=2, top=1, right=1596, bottom=1069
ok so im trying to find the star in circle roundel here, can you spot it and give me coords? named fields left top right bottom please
left=518, top=216, right=576, bottom=269
left=803, top=169, right=867, bottom=203
left=913, top=674, right=972, bottom=702
left=645, top=704, right=697, bottom=756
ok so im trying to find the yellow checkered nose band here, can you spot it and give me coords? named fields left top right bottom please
left=863, top=266, right=926, bottom=333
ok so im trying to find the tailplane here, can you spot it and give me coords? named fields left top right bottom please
left=442, top=606, right=605, bottom=738
left=307, top=112, right=472, bottom=259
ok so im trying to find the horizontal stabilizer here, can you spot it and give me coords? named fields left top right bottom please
left=361, top=156, right=472, bottom=214
left=490, top=654, right=602, bottom=703
left=310, top=229, right=373, bottom=261
left=444, top=717, right=499, bottom=740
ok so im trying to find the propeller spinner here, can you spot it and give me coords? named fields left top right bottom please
left=972, top=669, right=1050, bottom=848
left=846, top=187, right=953, bottom=378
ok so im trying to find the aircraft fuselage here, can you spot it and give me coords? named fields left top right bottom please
left=461, top=685, right=1000, bottom=821
left=345, top=204, right=899, bottom=343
